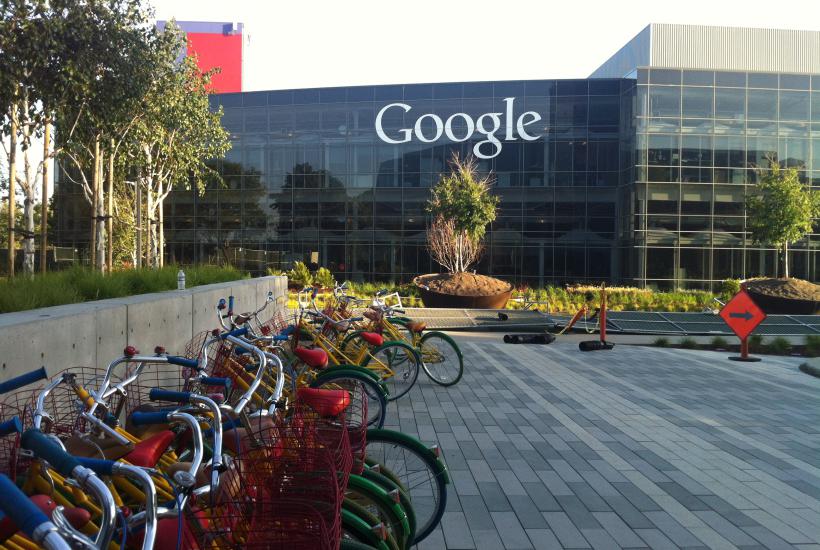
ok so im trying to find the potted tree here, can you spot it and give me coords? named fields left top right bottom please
left=744, top=160, right=820, bottom=314
left=414, top=155, right=512, bottom=308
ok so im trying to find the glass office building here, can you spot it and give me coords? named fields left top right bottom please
left=54, top=24, right=820, bottom=287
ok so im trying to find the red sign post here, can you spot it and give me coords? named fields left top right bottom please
left=719, top=290, right=766, bottom=362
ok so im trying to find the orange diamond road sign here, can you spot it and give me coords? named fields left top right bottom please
left=719, top=290, right=766, bottom=340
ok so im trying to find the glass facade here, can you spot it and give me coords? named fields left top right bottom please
left=632, top=69, right=820, bottom=288
left=163, top=79, right=631, bottom=284
left=53, top=70, right=820, bottom=288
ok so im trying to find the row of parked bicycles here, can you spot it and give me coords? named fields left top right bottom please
left=0, top=283, right=464, bottom=549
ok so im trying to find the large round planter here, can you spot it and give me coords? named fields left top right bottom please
left=413, top=274, right=513, bottom=309
left=746, top=288, right=820, bottom=315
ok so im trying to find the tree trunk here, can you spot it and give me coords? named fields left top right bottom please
left=7, top=105, right=17, bottom=277
left=90, top=138, right=99, bottom=269
left=95, top=148, right=106, bottom=272
left=135, top=180, right=142, bottom=268
left=40, top=120, right=50, bottom=272
left=145, top=185, right=153, bottom=267
left=784, top=242, right=789, bottom=279
left=158, top=199, right=164, bottom=268
left=22, top=192, right=34, bottom=275
left=107, top=140, right=114, bottom=272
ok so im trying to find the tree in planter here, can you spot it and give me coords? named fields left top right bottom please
left=427, top=155, right=499, bottom=273
left=746, top=160, right=820, bottom=278
left=287, top=261, right=313, bottom=288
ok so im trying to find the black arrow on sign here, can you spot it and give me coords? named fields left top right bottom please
left=729, top=311, right=753, bottom=321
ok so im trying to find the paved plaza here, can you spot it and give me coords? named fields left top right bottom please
left=388, top=336, right=820, bottom=549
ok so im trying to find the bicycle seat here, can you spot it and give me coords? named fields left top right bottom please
left=360, top=332, right=384, bottom=347
left=407, top=321, right=426, bottom=333
left=124, top=430, right=175, bottom=468
left=297, top=387, right=350, bottom=417
left=294, top=346, right=329, bottom=369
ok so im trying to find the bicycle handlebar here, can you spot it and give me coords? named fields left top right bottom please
left=0, top=416, right=22, bottom=437
left=0, top=367, right=47, bottom=394
left=148, top=389, right=191, bottom=404
left=21, top=429, right=81, bottom=477
left=166, top=355, right=199, bottom=370
left=74, top=457, right=117, bottom=476
left=0, top=474, right=69, bottom=550
left=130, top=410, right=171, bottom=426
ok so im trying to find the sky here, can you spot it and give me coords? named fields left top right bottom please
left=150, top=0, right=820, bottom=91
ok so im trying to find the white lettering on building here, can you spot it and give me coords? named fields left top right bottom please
left=374, top=98, right=542, bottom=159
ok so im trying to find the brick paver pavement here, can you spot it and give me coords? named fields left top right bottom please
left=388, top=339, right=820, bottom=549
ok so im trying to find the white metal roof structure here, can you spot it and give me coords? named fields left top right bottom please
left=591, top=23, right=820, bottom=78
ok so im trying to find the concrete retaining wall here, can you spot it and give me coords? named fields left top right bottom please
left=0, top=276, right=287, bottom=381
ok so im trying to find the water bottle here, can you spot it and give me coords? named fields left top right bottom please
left=177, top=269, right=186, bottom=290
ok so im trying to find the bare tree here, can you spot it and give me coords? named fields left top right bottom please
left=427, top=215, right=484, bottom=273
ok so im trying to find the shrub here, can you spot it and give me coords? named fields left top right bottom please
left=805, top=335, right=820, bottom=357
left=287, top=261, right=313, bottom=288
left=0, top=265, right=247, bottom=314
left=709, top=336, right=729, bottom=350
left=679, top=337, right=698, bottom=349
left=719, top=278, right=741, bottom=296
left=653, top=337, right=669, bottom=347
left=314, top=267, right=336, bottom=289
left=767, top=337, right=792, bottom=355
left=748, top=334, right=764, bottom=352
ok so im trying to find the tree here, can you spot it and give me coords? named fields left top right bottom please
left=131, top=49, right=230, bottom=268
left=426, top=155, right=499, bottom=273
left=57, top=0, right=177, bottom=273
left=746, top=160, right=820, bottom=278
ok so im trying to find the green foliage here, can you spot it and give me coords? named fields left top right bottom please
left=709, top=336, right=729, bottom=349
left=653, top=337, right=669, bottom=347
left=314, top=267, right=336, bottom=289
left=266, top=268, right=284, bottom=276
left=767, top=336, right=792, bottom=355
left=746, top=160, right=820, bottom=277
left=679, top=337, right=698, bottom=349
left=428, top=155, right=499, bottom=242
left=719, top=278, right=741, bottom=296
left=804, top=335, right=820, bottom=357
left=748, top=334, right=764, bottom=352
left=0, top=265, right=246, bottom=313
left=287, top=261, right=313, bottom=287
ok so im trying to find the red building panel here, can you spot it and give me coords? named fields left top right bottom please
left=186, top=32, right=242, bottom=93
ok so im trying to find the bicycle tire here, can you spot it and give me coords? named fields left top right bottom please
left=341, top=506, right=391, bottom=550
left=310, top=370, right=387, bottom=428
left=362, top=341, right=420, bottom=402
left=340, top=539, right=383, bottom=550
left=419, top=331, right=464, bottom=386
left=365, top=429, right=449, bottom=545
left=347, top=474, right=410, bottom=549
left=364, top=458, right=407, bottom=494
left=340, top=330, right=368, bottom=355
left=362, top=468, right=417, bottom=545
left=343, top=498, right=399, bottom=550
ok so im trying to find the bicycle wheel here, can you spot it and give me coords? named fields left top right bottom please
left=341, top=506, right=391, bottom=550
left=341, top=539, right=383, bottom=550
left=347, top=474, right=410, bottom=549
left=366, top=429, right=449, bottom=545
left=363, top=468, right=416, bottom=544
left=310, top=370, right=387, bottom=428
left=419, top=331, right=464, bottom=386
left=362, top=342, right=420, bottom=402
